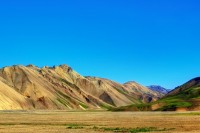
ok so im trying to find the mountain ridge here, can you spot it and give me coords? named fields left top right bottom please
left=147, top=85, right=170, bottom=95
left=0, top=64, right=161, bottom=110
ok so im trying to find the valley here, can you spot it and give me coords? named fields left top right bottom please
left=0, top=64, right=200, bottom=133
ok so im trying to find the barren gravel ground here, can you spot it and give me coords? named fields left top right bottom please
left=0, top=111, right=199, bottom=133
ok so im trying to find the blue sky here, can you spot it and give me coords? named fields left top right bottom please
left=0, top=0, right=200, bottom=89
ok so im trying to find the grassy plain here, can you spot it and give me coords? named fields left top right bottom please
left=0, top=111, right=199, bottom=133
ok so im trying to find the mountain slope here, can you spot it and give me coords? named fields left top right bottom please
left=0, top=79, right=29, bottom=110
left=158, top=77, right=200, bottom=111
left=0, top=64, right=160, bottom=110
left=166, top=77, right=200, bottom=97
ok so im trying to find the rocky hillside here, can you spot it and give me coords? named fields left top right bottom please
left=0, top=64, right=161, bottom=110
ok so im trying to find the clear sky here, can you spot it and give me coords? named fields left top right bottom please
left=0, top=0, right=200, bottom=89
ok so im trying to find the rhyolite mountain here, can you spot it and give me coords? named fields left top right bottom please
left=112, top=77, right=200, bottom=111
left=0, top=64, right=161, bottom=110
left=147, top=85, right=170, bottom=95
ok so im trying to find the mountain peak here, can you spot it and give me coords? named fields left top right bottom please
left=147, top=85, right=169, bottom=94
left=27, top=64, right=36, bottom=67
left=123, top=81, right=137, bottom=85
left=58, top=64, right=73, bottom=72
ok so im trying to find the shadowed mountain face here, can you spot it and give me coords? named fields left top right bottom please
left=147, top=85, right=169, bottom=95
left=0, top=65, right=161, bottom=110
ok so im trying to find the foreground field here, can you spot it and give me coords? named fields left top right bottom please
left=0, top=111, right=199, bottom=133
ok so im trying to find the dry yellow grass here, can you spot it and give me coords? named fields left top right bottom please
left=0, top=111, right=199, bottom=133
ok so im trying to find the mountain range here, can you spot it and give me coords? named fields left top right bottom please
left=0, top=64, right=162, bottom=110
left=0, top=64, right=199, bottom=111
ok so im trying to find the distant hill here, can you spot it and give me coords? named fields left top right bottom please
left=112, top=77, right=200, bottom=111
left=0, top=64, right=161, bottom=110
left=123, top=81, right=162, bottom=102
left=147, top=85, right=170, bottom=95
